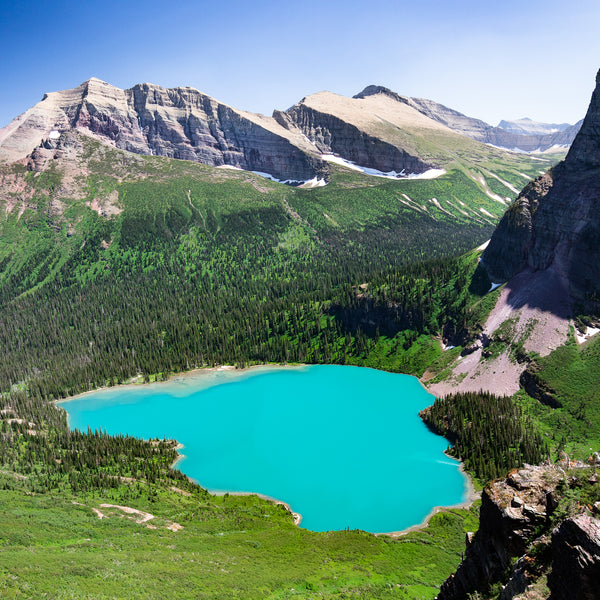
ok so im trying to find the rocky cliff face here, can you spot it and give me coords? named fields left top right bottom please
left=438, top=463, right=600, bottom=600
left=283, top=101, right=430, bottom=174
left=549, top=515, right=600, bottom=600
left=481, top=69, right=600, bottom=306
left=437, top=464, right=561, bottom=599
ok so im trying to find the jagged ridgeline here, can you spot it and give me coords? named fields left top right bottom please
left=421, top=391, right=549, bottom=481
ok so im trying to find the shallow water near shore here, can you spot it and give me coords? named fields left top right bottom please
left=59, top=364, right=468, bottom=532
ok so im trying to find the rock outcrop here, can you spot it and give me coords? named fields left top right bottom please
left=549, top=515, right=600, bottom=600
left=437, top=463, right=600, bottom=600
left=481, top=69, right=600, bottom=306
left=437, top=464, right=561, bottom=599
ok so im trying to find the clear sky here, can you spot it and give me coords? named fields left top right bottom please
left=1, top=0, right=599, bottom=128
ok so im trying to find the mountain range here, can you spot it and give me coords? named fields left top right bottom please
left=0, top=78, right=580, bottom=184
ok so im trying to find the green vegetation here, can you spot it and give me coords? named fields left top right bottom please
left=0, top=136, right=570, bottom=598
left=421, top=391, right=549, bottom=482
left=0, top=483, right=480, bottom=600
left=518, top=333, right=600, bottom=459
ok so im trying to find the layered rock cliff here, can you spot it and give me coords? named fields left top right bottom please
left=282, top=99, right=430, bottom=174
left=0, top=78, right=326, bottom=182
left=481, top=69, right=600, bottom=306
left=497, top=118, right=572, bottom=137
left=0, top=78, right=579, bottom=186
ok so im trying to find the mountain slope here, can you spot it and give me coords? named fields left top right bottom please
left=482, top=69, right=600, bottom=305
left=498, top=117, right=572, bottom=136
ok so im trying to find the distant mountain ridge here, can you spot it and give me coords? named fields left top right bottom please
left=497, top=117, right=573, bottom=136
left=0, top=78, right=580, bottom=184
left=355, top=86, right=581, bottom=152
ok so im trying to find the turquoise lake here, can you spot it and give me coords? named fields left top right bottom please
left=59, top=364, right=467, bottom=532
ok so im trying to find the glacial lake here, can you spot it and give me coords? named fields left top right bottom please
left=59, top=364, right=468, bottom=532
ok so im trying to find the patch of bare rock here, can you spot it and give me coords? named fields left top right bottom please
left=427, top=267, right=572, bottom=398
left=87, top=503, right=183, bottom=532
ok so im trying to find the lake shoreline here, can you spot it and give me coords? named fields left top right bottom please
left=57, top=362, right=479, bottom=536
left=55, top=363, right=307, bottom=405
left=375, top=459, right=480, bottom=538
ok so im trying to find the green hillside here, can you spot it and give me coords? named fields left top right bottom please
left=0, top=134, right=566, bottom=599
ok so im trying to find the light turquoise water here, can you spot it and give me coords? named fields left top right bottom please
left=59, top=365, right=467, bottom=532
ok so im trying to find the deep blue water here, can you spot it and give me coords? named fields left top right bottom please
left=59, top=365, right=467, bottom=532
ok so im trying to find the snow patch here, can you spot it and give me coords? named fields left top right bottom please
left=401, top=193, right=413, bottom=202
left=48, top=130, right=61, bottom=140
left=321, top=154, right=445, bottom=180
left=488, top=282, right=502, bottom=293
left=485, top=143, right=529, bottom=154
left=251, top=171, right=307, bottom=185
left=300, top=177, right=327, bottom=188
left=473, top=173, right=507, bottom=204
left=429, top=198, right=453, bottom=216
left=487, top=172, right=519, bottom=194
left=251, top=171, right=327, bottom=187
left=485, top=190, right=506, bottom=203
left=576, top=326, right=600, bottom=344
left=446, top=200, right=469, bottom=217
left=216, top=165, right=327, bottom=187
left=408, top=168, right=446, bottom=180
left=217, top=164, right=243, bottom=170
left=480, top=208, right=495, bottom=218
left=518, top=172, right=532, bottom=180
left=476, top=239, right=490, bottom=251
left=321, top=154, right=364, bottom=172
left=541, top=144, right=569, bottom=154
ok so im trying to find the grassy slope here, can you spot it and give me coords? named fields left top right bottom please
left=518, top=333, right=600, bottom=459
left=0, top=482, right=479, bottom=600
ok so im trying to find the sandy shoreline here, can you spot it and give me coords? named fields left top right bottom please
left=55, top=361, right=480, bottom=537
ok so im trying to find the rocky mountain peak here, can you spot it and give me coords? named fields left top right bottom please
left=480, top=67, right=600, bottom=307
left=563, top=68, right=600, bottom=171
left=352, top=85, right=408, bottom=105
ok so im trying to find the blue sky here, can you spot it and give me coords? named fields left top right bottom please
left=1, top=0, right=599, bottom=128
